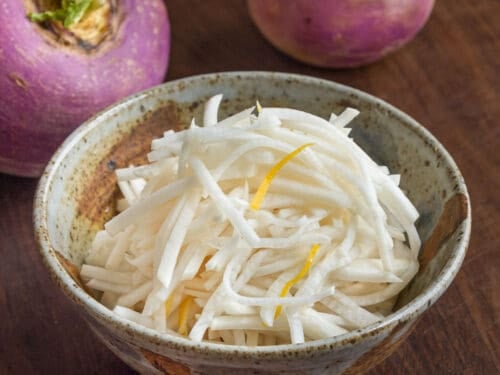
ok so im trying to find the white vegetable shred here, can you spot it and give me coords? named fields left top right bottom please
left=81, top=95, right=420, bottom=345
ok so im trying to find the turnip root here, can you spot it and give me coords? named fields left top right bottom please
left=247, top=0, right=434, bottom=68
left=0, top=0, right=170, bottom=177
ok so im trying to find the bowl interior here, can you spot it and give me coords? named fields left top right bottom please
left=36, top=72, right=469, bottom=343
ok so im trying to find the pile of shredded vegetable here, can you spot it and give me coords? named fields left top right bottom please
left=80, top=95, right=421, bottom=346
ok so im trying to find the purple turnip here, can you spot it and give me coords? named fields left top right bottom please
left=247, top=0, right=435, bottom=68
left=0, top=0, right=170, bottom=177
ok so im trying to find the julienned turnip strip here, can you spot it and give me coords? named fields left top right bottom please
left=189, top=157, right=261, bottom=247
left=157, top=190, right=202, bottom=292
left=203, top=94, right=223, bottom=127
left=105, top=177, right=195, bottom=236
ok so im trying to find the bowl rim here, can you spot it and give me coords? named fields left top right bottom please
left=34, top=71, right=471, bottom=359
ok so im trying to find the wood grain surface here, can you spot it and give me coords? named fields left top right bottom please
left=1, top=0, right=498, bottom=373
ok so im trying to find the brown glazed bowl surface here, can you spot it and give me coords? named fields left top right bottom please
left=34, top=72, right=470, bottom=374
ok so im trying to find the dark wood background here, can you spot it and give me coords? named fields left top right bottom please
left=1, top=0, right=498, bottom=373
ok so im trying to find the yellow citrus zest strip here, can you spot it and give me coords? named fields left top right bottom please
left=165, top=294, right=174, bottom=317
left=256, top=100, right=263, bottom=114
left=177, top=296, right=193, bottom=336
left=275, top=244, right=320, bottom=319
left=250, top=143, right=314, bottom=210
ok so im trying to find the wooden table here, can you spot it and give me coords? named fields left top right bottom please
left=1, top=0, right=498, bottom=373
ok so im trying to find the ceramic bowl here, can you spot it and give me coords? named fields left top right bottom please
left=34, top=72, right=470, bottom=374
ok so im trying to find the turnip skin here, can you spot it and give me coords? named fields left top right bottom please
left=0, top=1, right=170, bottom=177
left=247, top=0, right=435, bottom=68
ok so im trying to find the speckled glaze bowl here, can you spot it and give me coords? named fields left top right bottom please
left=34, top=72, right=470, bottom=374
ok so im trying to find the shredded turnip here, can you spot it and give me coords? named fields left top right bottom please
left=81, top=95, right=420, bottom=346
